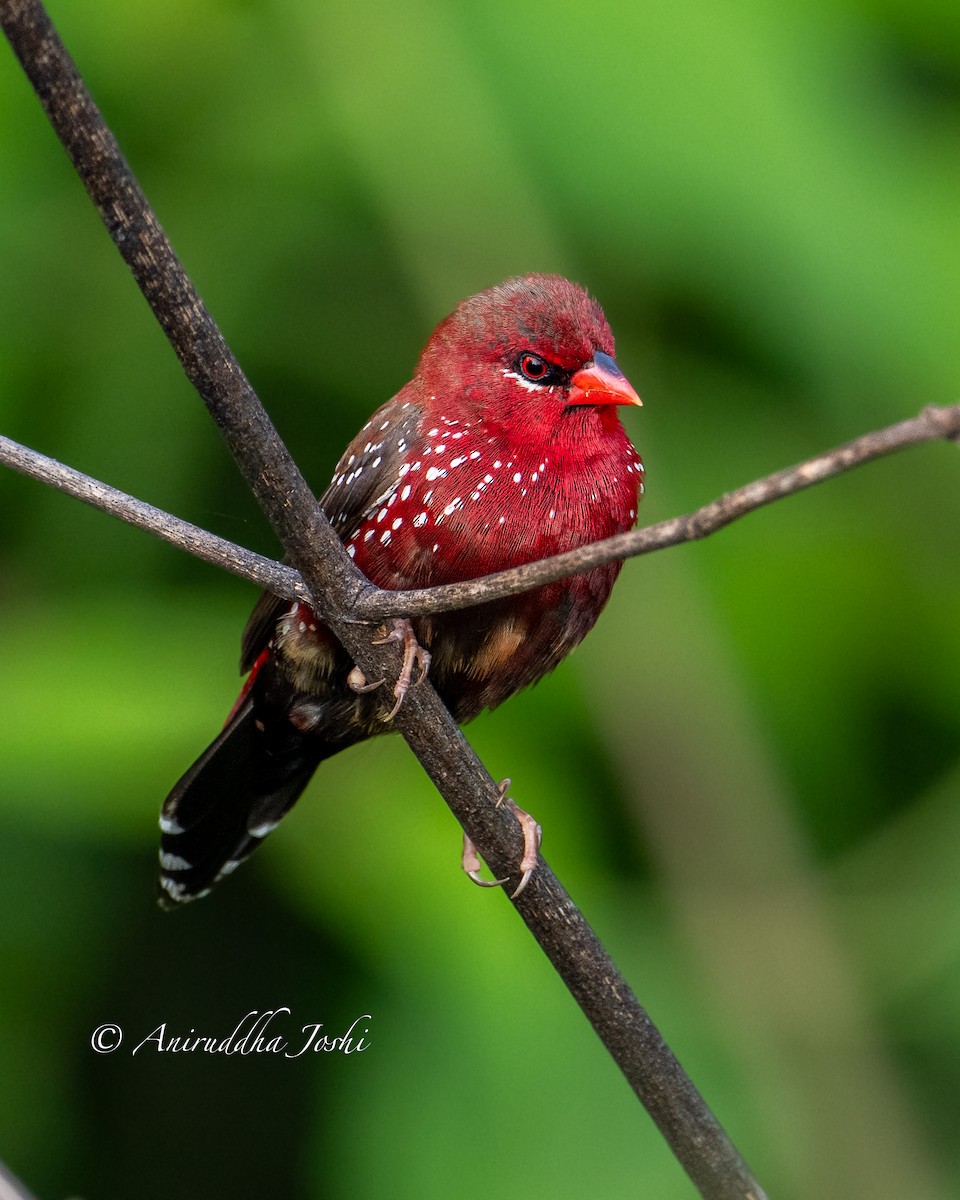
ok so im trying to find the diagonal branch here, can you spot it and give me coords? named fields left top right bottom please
left=0, top=433, right=306, bottom=600
left=355, top=400, right=960, bottom=619
left=3, top=395, right=957, bottom=624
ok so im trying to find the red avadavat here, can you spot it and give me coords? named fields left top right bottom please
left=159, top=274, right=643, bottom=907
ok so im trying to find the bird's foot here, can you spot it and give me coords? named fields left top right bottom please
left=372, top=618, right=431, bottom=721
left=462, top=779, right=542, bottom=898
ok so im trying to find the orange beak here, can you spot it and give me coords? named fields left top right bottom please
left=567, top=350, right=642, bottom=408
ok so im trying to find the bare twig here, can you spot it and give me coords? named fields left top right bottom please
left=4, top=398, right=957, bottom=624
left=0, top=433, right=306, bottom=601
left=353, top=401, right=960, bottom=619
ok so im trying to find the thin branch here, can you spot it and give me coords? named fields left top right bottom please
left=5, top=397, right=958, bottom=626
left=353, top=401, right=960, bottom=619
left=0, top=433, right=306, bottom=601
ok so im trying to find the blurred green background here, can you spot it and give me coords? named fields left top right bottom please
left=1, top=0, right=959, bottom=1196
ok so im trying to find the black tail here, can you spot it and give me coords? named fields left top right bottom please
left=157, top=699, right=327, bottom=908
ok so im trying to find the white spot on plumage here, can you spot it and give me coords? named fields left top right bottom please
left=392, top=517, right=403, bottom=530
left=512, top=472, right=522, bottom=483
left=428, top=427, right=439, bottom=437
left=381, top=530, right=392, bottom=545
left=371, top=456, right=382, bottom=468
left=413, top=512, right=428, bottom=527
left=469, top=450, right=481, bottom=460
left=450, top=455, right=467, bottom=468
left=159, top=851, right=191, bottom=872
left=299, top=621, right=307, bottom=633
left=376, top=508, right=388, bottom=522
left=425, top=466, right=444, bottom=481
left=346, top=545, right=356, bottom=558
left=400, top=484, right=411, bottom=500
left=364, top=529, right=374, bottom=542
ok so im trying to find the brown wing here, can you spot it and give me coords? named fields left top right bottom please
left=239, top=392, right=425, bottom=673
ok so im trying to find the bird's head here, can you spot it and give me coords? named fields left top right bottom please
left=415, top=274, right=641, bottom=429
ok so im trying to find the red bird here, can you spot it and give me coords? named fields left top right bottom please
left=158, top=274, right=643, bottom=907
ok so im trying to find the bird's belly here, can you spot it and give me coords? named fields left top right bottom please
left=419, top=560, right=622, bottom=722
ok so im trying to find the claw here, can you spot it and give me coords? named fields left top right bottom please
left=373, top=618, right=431, bottom=721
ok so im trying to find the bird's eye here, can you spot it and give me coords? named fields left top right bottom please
left=518, top=354, right=550, bottom=382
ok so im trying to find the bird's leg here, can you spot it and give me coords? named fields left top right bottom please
left=462, top=779, right=542, bottom=897
left=372, top=618, right=432, bottom=721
